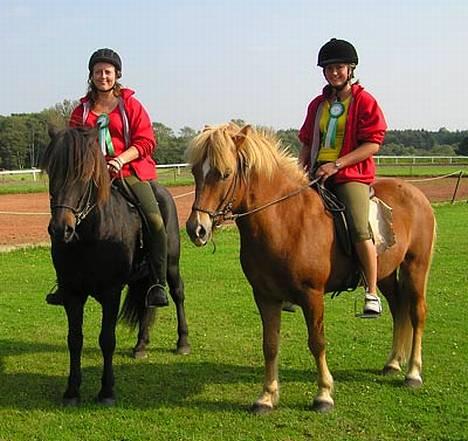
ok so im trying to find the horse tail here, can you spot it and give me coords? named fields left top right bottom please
left=119, top=280, right=154, bottom=330
left=391, top=275, right=415, bottom=365
left=389, top=210, right=437, bottom=368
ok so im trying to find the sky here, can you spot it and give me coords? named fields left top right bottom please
left=1, top=0, right=467, bottom=133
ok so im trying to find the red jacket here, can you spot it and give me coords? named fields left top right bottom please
left=70, top=88, right=157, bottom=181
left=299, top=84, right=387, bottom=184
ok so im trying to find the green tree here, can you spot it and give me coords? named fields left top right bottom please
left=457, top=137, right=468, bottom=156
left=276, top=128, right=301, bottom=156
left=0, top=116, right=29, bottom=169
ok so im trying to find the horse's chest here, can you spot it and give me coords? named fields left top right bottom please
left=53, top=241, right=133, bottom=282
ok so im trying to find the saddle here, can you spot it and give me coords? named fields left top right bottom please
left=111, top=179, right=170, bottom=281
left=314, top=183, right=396, bottom=296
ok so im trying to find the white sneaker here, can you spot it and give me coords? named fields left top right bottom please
left=363, top=293, right=382, bottom=316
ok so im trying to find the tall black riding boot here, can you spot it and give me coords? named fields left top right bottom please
left=146, top=283, right=169, bottom=308
left=45, top=285, right=64, bottom=306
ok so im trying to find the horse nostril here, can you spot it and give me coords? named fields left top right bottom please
left=64, top=225, right=76, bottom=243
left=197, top=225, right=207, bottom=240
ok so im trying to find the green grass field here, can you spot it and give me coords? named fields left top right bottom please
left=0, top=204, right=467, bottom=440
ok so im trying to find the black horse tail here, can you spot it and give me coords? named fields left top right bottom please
left=119, top=279, right=156, bottom=330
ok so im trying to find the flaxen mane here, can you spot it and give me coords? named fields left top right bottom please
left=187, top=123, right=307, bottom=183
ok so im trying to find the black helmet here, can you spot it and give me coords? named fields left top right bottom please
left=317, top=38, right=358, bottom=67
left=88, top=48, right=122, bottom=73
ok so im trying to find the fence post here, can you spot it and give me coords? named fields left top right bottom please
left=451, top=171, right=464, bottom=204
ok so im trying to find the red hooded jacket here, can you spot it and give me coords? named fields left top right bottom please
left=299, top=84, right=387, bottom=184
left=70, top=88, right=157, bottom=181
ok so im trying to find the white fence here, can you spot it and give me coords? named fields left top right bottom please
left=1, top=157, right=467, bottom=181
left=375, top=155, right=467, bottom=165
left=0, top=163, right=191, bottom=182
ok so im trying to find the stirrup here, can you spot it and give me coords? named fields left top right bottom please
left=355, top=293, right=382, bottom=319
left=145, top=284, right=169, bottom=308
left=46, top=285, right=64, bottom=306
left=282, top=301, right=297, bottom=313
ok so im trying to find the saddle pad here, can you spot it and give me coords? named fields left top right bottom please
left=369, top=196, right=396, bottom=255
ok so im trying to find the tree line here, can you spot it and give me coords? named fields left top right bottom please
left=0, top=100, right=467, bottom=170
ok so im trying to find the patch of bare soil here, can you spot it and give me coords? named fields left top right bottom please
left=0, top=178, right=466, bottom=249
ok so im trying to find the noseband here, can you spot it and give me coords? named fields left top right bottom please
left=191, top=167, right=240, bottom=227
left=50, top=180, right=96, bottom=226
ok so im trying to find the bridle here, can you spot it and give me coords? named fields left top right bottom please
left=191, top=159, right=323, bottom=227
left=191, top=164, right=241, bottom=227
left=50, top=179, right=97, bottom=226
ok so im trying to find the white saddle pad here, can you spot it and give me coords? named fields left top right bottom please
left=369, top=197, right=396, bottom=255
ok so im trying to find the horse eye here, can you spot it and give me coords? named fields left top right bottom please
left=221, top=172, right=231, bottom=181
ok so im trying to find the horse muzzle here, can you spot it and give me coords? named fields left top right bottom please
left=48, top=212, right=78, bottom=243
left=186, top=211, right=212, bottom=247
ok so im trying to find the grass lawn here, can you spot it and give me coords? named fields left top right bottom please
left=0, top=204, right=466, bottom=440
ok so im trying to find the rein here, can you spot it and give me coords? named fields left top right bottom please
left=229, top=177, right=322, bottom=221
left=192, top=168, right=325, bottom=226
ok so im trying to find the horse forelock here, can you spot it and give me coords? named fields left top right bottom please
left=187, top=123, right=307, bottom=184
left=187, top=124, right=238, bottom=177
left=43, top=127, right=110, bottom=204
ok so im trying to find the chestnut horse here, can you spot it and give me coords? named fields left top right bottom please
left=41, top=127, right=190, bottom=405
left=186, top=123, right=435, bottom=413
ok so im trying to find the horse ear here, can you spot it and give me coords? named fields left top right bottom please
left=233, top=125, right=252, bottom=148
left=48, top=124, right=60, bottom=140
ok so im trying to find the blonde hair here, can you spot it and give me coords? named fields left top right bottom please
left=187, top=123, right=307, bottom=183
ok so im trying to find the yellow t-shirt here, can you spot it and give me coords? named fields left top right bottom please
left=317, top=96, right=351, bottom=162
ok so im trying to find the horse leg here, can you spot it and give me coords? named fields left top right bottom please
left=167, top=260, right=190, bottom=355
left=63, top=295, right=86, bottom=406
left=251, top=294, right=282, bottom=414
left=97, top=291, right=122, bottom=405
left=378, top=271, right=405, bottom=375
left=302, top=290, right=334, bottom=412
left=133, top=307, right=155, bottom=359
left=399, top=258, right=429, bottom=388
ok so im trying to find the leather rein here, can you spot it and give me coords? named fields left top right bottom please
left=191, top=163, right=324, bottom=227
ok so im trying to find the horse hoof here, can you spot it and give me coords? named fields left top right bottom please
left=250, top=402, right=274, bottom=415
left=132, top=350, right=148, bottom=359
left=382, top=365, right=401, bottom=376
left=312, top=399, right=334, bottom=413
left=176, top=345, right=191, bottom=355
left=62, top=397, right=80, bottom=407
left=404, top=377, right=423, bottom=389
left=97, top=396, right=116, bottom=406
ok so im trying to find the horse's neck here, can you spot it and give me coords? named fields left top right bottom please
left=237, top=171, right=315, bottom=227
left=86, top=190, right=139, bottom=240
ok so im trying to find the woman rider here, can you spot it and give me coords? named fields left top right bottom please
left=46, top=48, right=168, bottom=308
left=298, top=38, right=387, bottom=316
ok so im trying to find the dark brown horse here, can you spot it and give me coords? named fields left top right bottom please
left=186, top=123, right=435, bottom=413
left=41, top=126, right=190, bottom=406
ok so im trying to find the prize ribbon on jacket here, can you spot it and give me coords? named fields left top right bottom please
left=323, top=101, right=345, bottom=149
left=96, top=113, right=115, bottom=156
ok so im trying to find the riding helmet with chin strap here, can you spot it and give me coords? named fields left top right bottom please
left=88, top=48, right=122, bottom=76
left=317, top=38, right=358, bottom=67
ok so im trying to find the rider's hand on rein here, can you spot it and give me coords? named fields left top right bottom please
left=315, top=161, right=341, bottom=183
left=107, top=157, right=124, bottom=175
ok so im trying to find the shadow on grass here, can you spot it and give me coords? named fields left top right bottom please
left=0, top=339, right=407, bottom=411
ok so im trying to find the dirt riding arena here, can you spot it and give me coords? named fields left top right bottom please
left=0, top=178, right=466, bottom=250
